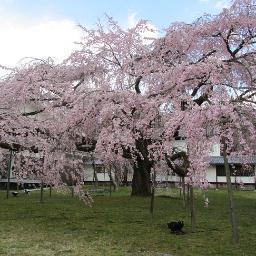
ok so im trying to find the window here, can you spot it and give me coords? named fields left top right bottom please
left=94, top=165, right=105, bottom=173
left=216, top=164, right=255, bottom=176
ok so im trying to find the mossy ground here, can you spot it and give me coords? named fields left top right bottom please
left=0, top=186, right=255, bottom=255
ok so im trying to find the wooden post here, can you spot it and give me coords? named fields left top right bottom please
left=179, top=176, right=182, bottom=198
left=109, top=167, right=112, bottom=196
left=103, top=167, right=106, bottom=190
left=71, top=184, right=74, bottom=198
left=6, top=149, right=13, bottom=199
left=234, top=175, right=237, bottom=190
left=216, top=169, right=218, bottom=189
left=92, top=156, right=98, bottom=187
left=114, top=171, right=119, bottom=191
left=108, top=168, right=117, bottom=192
left=223, top=140, right=239, bottom=244
left=186, top=183, right=190, bottom=209
left=40, top=180, right=44, bottom=203
left=123, top=165, right=128, bottom=186
left=190, top=185, right=196, bottom=230
left=181, top=176, right=186, bottom=208
left=150, top=169, right=156, bottom=215
left=109, top=181, right=112, bottom=196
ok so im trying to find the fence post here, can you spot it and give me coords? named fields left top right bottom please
left=6, top=149, right=13, bottom=199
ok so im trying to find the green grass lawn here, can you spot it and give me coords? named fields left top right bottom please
left=0, top=187, right=255, bottom=256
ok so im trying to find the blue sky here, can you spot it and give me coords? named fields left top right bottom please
left=0, top=0, right=231, bottom=68
left=1, top=0, right=231, bottom=27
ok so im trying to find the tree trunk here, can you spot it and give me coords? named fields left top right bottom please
left=114, top=172, right=120, bottom=191
left=40, top=181, right=44, bottom=203
left=108, top=168, right=117, bottom=192
left=223, top=140, right=239, bottom=244
left=181, top=176, right=186, bottom=207
left=131, top=158, right=152, bottom=196
left=109, top=177, right=112, bottom=196
left=179, top=177, right=182, bottom=198
left=71, top=185, right=74, bottom=197
left=189, top=185, right=196, bottom=230
left=150, top=169, right=156, bottom=215
left=6, top=149, right=13, bottom=199
left=92, top=159, right=98, bottom=187
left=122, top=166, right=128, bottom=186
left=186, top=183, right=190, bottom=210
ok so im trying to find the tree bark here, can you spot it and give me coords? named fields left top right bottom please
left=223, top=140, right=239, bottom=244
left=40, top=181, right=44, bottom=203
left=179, top=177, right=182, bottom=198
left=108, top=168, right=117, bottom=192
left=71, top=185, right=74, bottom=197
left=92, top=158, right=98, bottom=187
left=189, top=185, right=196, bottom=230
left=6, top=149, right=13, bottom=199
left=131, top=158, right=152, bottom=196
left=150, top=169, right=156, bottom=215
left=114, top=172, right=120, bottom=191
left=186, top=183, right=190, bottom=209
left=122, top=165, right=129, bottom=186
left=181, top=176, right=186, bottom=207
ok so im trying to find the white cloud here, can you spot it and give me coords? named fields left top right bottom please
left=0, top=13, right=82, bottom=69
left=215, top=1, right=230, bottom=10
left=127, top=12, right=159, bottom=40
left=199, top=0, right=231, bottom=10
left=128, top=12, right=138, bottom=28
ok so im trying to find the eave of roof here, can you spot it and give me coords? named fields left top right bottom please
left=209, top=156, right=256, bottom=165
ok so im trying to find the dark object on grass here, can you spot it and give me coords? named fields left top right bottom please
left=24, top=189, right=31, bottom=194
left=12, top=191, right=19, bottom=197
left=167, top=221, right=184, bottom=233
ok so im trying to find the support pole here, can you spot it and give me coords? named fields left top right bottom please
left=6, top=149, right=13, bottom=199
left=40, top=180, right=44, bottom=203
left=190, top=185, right=196, bottom=230
left=223, top=140, right=239, bottom=244
left=150, top=169, right=156, bottom=215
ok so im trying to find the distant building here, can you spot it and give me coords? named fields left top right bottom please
left=84, top=141, right=256, bottom=189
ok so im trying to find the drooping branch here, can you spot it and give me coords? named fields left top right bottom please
left=22, top=109, right=45, bottom=117
left=134, top=76, right=142, bottom=94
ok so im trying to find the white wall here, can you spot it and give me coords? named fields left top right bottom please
left=84, top=163, right=255, bottom=185
left=206, top=165, right=216, bottom=182
left=209, top=144, right=221, bottom=156
left=217, top=176, right=255, bottom=184
left=173, top=141, right=221, bottom=156
left=19, top=103, right=47, bottom=121
left=84, top=164, right=112, bottom=182
left=173, top=140, right=187, bottom=152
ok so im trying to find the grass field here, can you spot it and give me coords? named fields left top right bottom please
left=0, top=187, right=255, bottom=256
